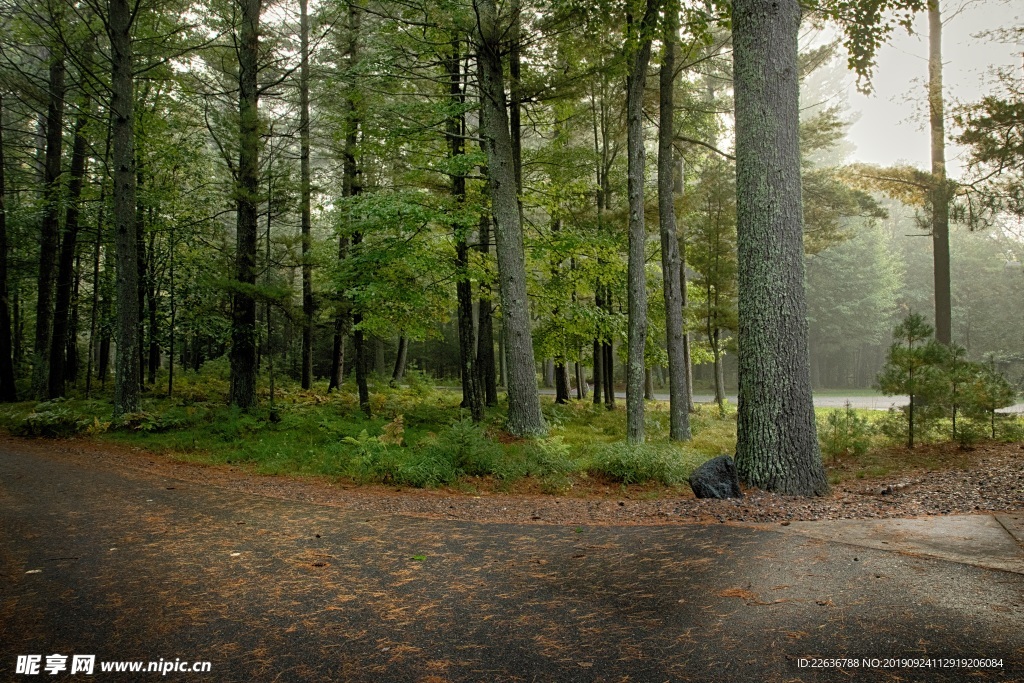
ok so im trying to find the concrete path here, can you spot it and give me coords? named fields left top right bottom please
left=2, top=442, right=1022, bottom=682
left=783, top=514, right=1024, bottom=575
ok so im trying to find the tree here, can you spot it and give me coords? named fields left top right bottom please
left=229, top=0, right=263, bottom=410
left=954, top=25, right=1024, bottom=218
left=109, top=0, right=141, bottom=417
left=657, top=0, right=691, bottom=441
left=926, top=0, right=951, bottom=345
left=0, top=93, right=16, bottom=402
left=877, top=313, right=945, bottom=448
left=732, top=0, right=828, bottom=495
left=624, top=0, right=659, bottom=445
left=475, top=0, right=544, bottom=436
left=299, top=0, right=313, bottom=390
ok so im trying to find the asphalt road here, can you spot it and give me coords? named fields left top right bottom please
left=539, top=388, right=1024, bottom=413
left=2, top=442, right=1022, bottom=682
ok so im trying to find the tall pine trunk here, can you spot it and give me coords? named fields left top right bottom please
left=476, top=0, right=543, bottom=436
left=450, top=37, right=482, bottom=421
left=299, top=0, right=314, bottom=388
left=658, top=3, right=691, bottom=440
left=110, top=0, right=140, bottom=416
left=928, top=0, right=951, bottom=345
left=476, top=215, right=497, bottom=406
left=49, top=45, right=93, bottom=398
left=732, top=0, right=827, bottom=495
left=229, top=0, right=262, bottom=410
left=0, top=94, right=16, bottom=401
left=624, top=0, right=658, bottom=444
left=34, top=51, right=64, bottom=400
left=328, top=2, right=359, bottom=394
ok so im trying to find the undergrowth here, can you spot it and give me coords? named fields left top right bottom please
left=0, top=367, right=1018, bottom=492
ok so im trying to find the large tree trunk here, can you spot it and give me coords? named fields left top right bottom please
left=48, top=50, right=93, bottom=398
left=476, top=0, right=544, bottom=436
left=110, top=0, right=140, bottom=416
left=229, top=0, right=262, bottom=410
left=299, top=0, right=314, bottom=389
left=624, top=0, right=659, bottom=444
left=732, top=0, right=828, bottom=495
left=658, top=2, right=691, bottom=440
left=33, top=52, right=64, bottom=400
left=928, top=0, right=951, bottom=346
left=0, top=95, right=16, bottom=401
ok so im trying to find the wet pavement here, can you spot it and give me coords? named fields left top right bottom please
left=2, top=442, right=1022, bottom=682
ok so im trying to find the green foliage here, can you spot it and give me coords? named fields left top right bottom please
left=877, top=313, right=947, bottom=447
left=14, top=401, right=95, bottom=437
left=586, top=441, right=700, bottom=485
left=818, top=402, right=872, bottom=461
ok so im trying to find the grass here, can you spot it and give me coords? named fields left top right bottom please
left=0, top=367, right=1018, bottom=495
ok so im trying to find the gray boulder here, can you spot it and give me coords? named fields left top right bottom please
left=688, top=455, right=743, bottom=499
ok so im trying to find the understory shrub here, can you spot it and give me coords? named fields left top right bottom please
left=818, top=402, right=872, bottom=461
left=587, top=441, right=692, bottom=486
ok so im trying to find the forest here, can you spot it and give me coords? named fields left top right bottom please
left=0, top=0, right=1022, bottom=496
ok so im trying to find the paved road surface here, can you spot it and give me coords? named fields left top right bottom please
left=539, top=388, right=1024, bottom=413
left=2, top=442, right=1022, bottom=682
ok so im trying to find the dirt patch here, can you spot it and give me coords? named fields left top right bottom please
left=2, top=435, right=1021, bottom=526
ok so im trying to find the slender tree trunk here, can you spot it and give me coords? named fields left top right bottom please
left=146, top=231, right=159, bottom=384
left=928, top=0, right=951, bottom=346
left=476, top=215, right=497, bottom=406
left=48, top=70, right=92, bottom=397
left=299, top=0, right=314, bottom=388
left=34, top=51, right=65, bottom=400
left=168, top=223, right=175, bottom=397
left=555, top=362, right=569, bottom=404
left=67, top=252, right=81, bottom=384
left=390, top=335, right=407, bottom=386
left=136, top=173, right=146, bottom=389
left=229, top=0, right=263, bottom=410
left=658, top=3, right=691, bottom=439
left=449, top=37, right=482, bottom=421
left=625, top=0, right=659, bottom=444
left=476, top=0, right=544, bottom=435
left=110, top=0, right=140, bottom=416
left=712, top=328, right=726, bottom=409
left=329, top=1, right=359, bottom=394
left=592, top=336, right=603, bottom=405
left=0, top=94, right=16, bottom=401
left=732, top=0, right=828, bottom=495
left=603, top=330, right=615, bottom=409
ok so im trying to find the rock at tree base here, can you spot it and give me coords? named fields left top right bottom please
left=689, top=455, right=743, bottom=499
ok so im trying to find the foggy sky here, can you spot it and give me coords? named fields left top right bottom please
left=843, top=0, right=1022, bottom=176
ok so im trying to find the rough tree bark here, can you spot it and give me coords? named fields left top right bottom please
left=229, top=0, right=262, bottom=410
left=328, top=2, right=360, bottom=394
left=33, top=50, right=64, bottom=400
left=299, top=0, right=314, bottom=388
left=928, top=0, right=951, bottom=345
left=658, top=1, right=691, bottom=440
left=732, top=0, right=828, bottom=495
left=476, top=215, right=498, bottom=406
left=110, top=0, right=140, bottom=416
left=624, top=0, right=659, bottom=444
left=0, top=94, right=16, bottom=401
left=450, top=37, right=483, bottom=421
left=49, top=40, right=94, bottom=398
left=475, top=0, right=544, bottom=435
